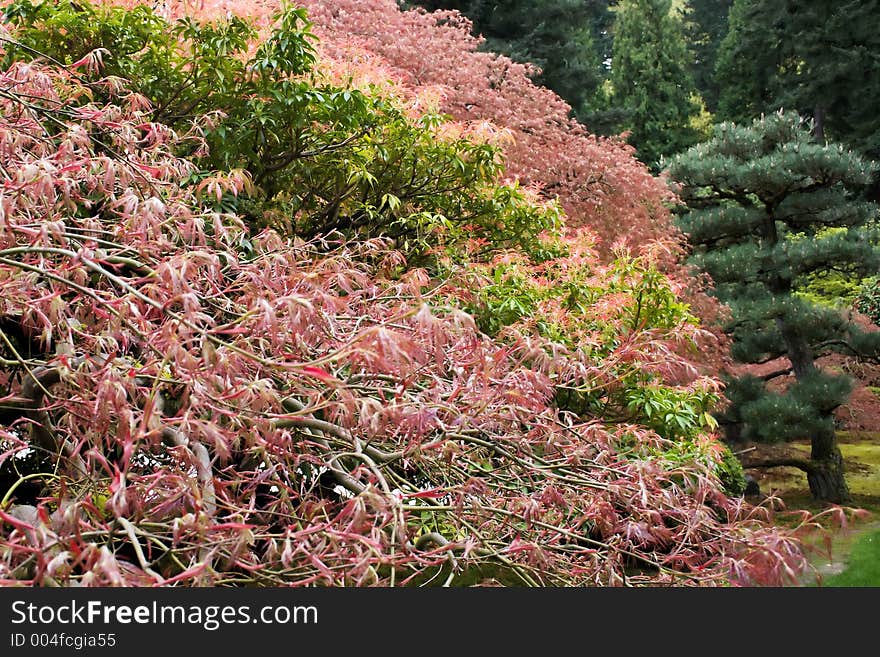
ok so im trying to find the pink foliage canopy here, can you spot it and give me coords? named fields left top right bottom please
left=0, top=1, right=822, bottom=587
left=133, top=0, right=676, bottom=251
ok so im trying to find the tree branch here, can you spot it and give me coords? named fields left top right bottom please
left=19, top=364, right=88, bottom=478
left=761, top=366, right=793, bottom=381
left=743, top=457, right=816, bottom=474
left=161, top=425, right=215, bottom=584
left=277, top=397, right=403, bottom=464
left=812, top=338, right=880, bottom=362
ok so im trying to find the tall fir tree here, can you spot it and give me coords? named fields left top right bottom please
left=714, top=0, right=775, bottom=124
left=716, top=0, right=880, bottom=171
left=682, top=0, right=733, bottom=113
left=610, top=0, right=703, bottom=168
left=667, top=112, right=880, bottom=503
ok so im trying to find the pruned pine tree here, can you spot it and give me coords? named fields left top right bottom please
left=667, top=111, right=880, bottom=503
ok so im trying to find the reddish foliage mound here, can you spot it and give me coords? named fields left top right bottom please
left=137, top=0, right=675, bottom=251
left=301, top=0, right=677, bottom=250
left=0, top=38, right=813, bottom=585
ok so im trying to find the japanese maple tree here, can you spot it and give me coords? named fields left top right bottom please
left=0, top=0, right=827, bottom=587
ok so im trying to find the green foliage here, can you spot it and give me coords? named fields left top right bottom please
left=714, top=0, right=776, bottom=126
left=625, top=383, right=719, bottom=440
left=716, top=442, right=747, bottom=496
left=716, top=0, right=880, bottom=168
left=461, top=249, right=717, bottom=441
left=668, top=112, right=880, bottom=463
left=796, top=273, right=863, bottom=311
left=651, top=436, right=746, bottom=496
left=682, top=0, right=733, bottom=113
left=466, top=251, right=696, bottom=349
left=609, top=0, right=705, bottom=168
left=790, top=228, right=867, bottom=309
left=856, top=277, right=880, bottom=325
left=273, top=109, right=563, bottom=259
left=723, top=372, right=852, bottom=443
left=3, top=0, right=559, bottom=261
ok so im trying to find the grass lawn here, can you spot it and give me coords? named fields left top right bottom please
left=742, top=431, right=880, bottom=586
left=822, top=529, right=880, bottom=586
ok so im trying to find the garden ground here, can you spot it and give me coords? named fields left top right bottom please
left=742, top=431, right=880, bottom=585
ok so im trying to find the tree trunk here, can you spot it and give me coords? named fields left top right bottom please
left=776, top=317, right=814, bottom=379
left=813, top=105, right=825, bottom=142
left=775, top=318, right=851, bottom=503
left=721, top=419, right=745, bottom=444
left=807, top=425, right=851, bottom=504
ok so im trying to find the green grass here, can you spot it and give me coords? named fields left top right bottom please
left=822, top=529, right=880, bottom=586
left=744, top=431, right=880, bottom=585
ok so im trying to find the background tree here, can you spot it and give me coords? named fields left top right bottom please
left=713, top=0, right=775, bottom=123
left=610, top=0, right=704, bottom=169
left=667, top=111, right=880, bottom=503
left=682, top=0, right=733, bottom=113
left=716, top=0, right=880, bottom=175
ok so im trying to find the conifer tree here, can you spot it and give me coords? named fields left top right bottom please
left=682, top=0, right=732, bottom=113
left=667, top=112, right=880, bottom=503
left=716, top=0, right=880, bottom=167
left=610, top=0, right=703, bottom=168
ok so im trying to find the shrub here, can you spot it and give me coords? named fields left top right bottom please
left=2, top=0, right=560, bottom=260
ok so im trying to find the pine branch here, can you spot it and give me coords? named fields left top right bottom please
left=760, top=367, right=792, bottom=381
left=812, top=338, right=880, bottom=362
left=742, top=457, right=816, bottom=474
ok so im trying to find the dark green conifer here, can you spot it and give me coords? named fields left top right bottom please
left=682, top=0, right=733, bottom=113
left=667, top=111, right=880, bottom=503
left=716, top=0, right=880, bottom=168
left=610, top=0, right=703, bottom=168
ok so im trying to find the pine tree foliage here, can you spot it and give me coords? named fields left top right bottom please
left=667, top=111, right=880, bottom=502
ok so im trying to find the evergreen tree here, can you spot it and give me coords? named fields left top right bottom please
left=682, top=0, right=732, bottom=113
left=610, top=0, right=703, bottom=168
left=667, top=112, right=880, bottom=503
left=713, top=0, right=775, bottom=124
left=716, top=0, right=880, bottom=167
